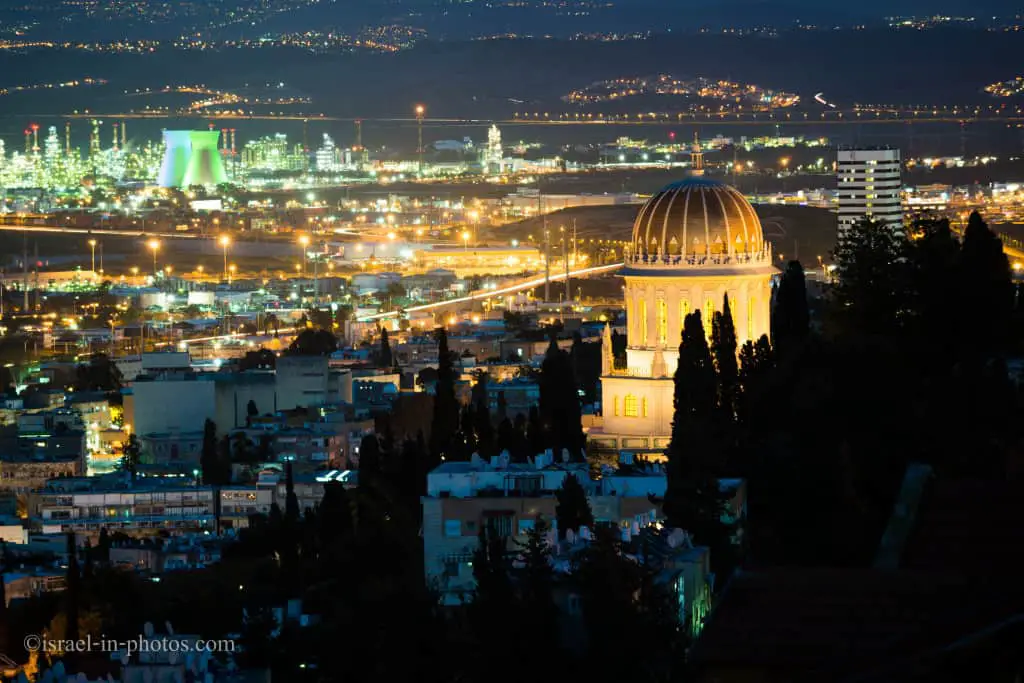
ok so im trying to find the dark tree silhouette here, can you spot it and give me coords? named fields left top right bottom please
left=555, top=473, right=594, bottom=539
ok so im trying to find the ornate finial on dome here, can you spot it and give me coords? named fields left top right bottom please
left=651, top=344, right=667, bottom=378
left=691, top=131, right=704, bottom=177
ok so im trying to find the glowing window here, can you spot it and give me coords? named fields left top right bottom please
left=638, top=300, right=648, bottom=345
left=656, top=298, right=668, bottom=345
left=624, top=394, right=639, bottom=417
left=679, top=299, right=690, bottom=330
left=641, top=397, right=648, bottom=418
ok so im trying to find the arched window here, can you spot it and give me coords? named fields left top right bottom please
left=624, top=394, right=639, bottom=417
left=679, top=299, right=690, bottom=330
left=656, top=298, right=668, bottom=345
left=638, top=300, right=648, bottom=346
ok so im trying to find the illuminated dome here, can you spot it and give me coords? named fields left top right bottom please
left=629, top=177, right=768, bottom=263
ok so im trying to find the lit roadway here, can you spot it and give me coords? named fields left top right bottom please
left=0, top=223, right=199, bottom=239
left=41, top=110, right=1024, bottom=127
left=358, top=262, right=625, bottom=322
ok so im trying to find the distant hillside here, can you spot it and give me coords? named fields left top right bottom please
left=491, top=202, right=838, bottom=264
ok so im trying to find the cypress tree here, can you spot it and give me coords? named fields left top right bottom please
left=379, top=327, right=394, bottom=369
left=64, top=532, right=80, bottom=665
left=200, top=418, right=221, bottom=484
left=664, top=313, right=733, bottom=573
left=429, top=327, right=459, bottom=465
left=358, top=433, right=382, bottom=484
left=711, top=294, right=739, bottom=422
left=539, top=335, right=585, bottom=461
left=773, top=260, right=810, bottom=352
left=285, top=459, right=299, bottom=523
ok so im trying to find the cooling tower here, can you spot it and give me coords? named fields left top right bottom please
left=158, top=130, right=192, bottom=188
left=183, top=130, right=228, bottom=187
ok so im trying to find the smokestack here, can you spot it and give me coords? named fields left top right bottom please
left=230, top=128, right=236, bottom=155
left=221, top=128, right=228, bottom=154
left=31, top=124, right=39, bottom=153
left=112, top=122, right=119, bottom=151
left=24, top=130, right=31, bottom=155
left=354, top=119, right=362, bottom=150
left=65, top=122, right=71, bottom=155
left=121, top=120, right=127, bottom=149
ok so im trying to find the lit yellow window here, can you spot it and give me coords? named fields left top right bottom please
left=704, top=297, right=714, bottom=333
left=624, top=394, right=639, bottom=417
left=638, top=300, right=647, bottom=345
left=613, top=395, right=620, bottom=416
left=679, top=299, right=690, bottom=329
left=656, top=298, right=667, bottom=345
left=641, top=397, right=648, bottom=417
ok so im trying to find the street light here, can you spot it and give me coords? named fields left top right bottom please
left=415, top=104, right=425, bottom=174
left=88, top=239, right=97, bottom=276
left=298, top=234, right=310, bottom=276
left=229, top=263, right=237, bottom=284
left=219, top=235, right=231, bottom=281
left=462, top=230, right=471, bottom=251
left=147, top=239, right=160, bottom=275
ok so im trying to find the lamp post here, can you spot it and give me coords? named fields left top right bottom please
left=147, top=239, right=160, bottom=276
left=88, top=238, right=97, bottom=276
left=461, top=230, right=470, bottom=251
left=219, top=235, right=231, bottom=282
left=298, top=234, right=310, bottom=277
left=229, top=263, right=237, bottom=285
left=414, top=104, right=425, bottom=174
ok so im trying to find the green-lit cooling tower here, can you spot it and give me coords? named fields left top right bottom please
left=158, top=130, right=192, bottom=188
left=157, top=130, right=227, bottom=188
left=183, top=130, right=228, bottom=187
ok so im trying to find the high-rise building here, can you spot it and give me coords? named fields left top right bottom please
left=836, top=148, right=903, bottom=233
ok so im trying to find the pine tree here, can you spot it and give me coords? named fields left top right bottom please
left=555, top=473, right=594, bottom=539
left=773, top=260, right=810, bottom=353
left=97, top=527, right=110, bottom=563
left=429, top=328, right=459, bottom=464
left=831, top=217, right=912, bottom=336
left=526, top=405, right=545, bottom=458
left=284, top=459, right=300, bottom=524
left=120, top=434, right=141, bottom=483
left=961, top=211, right=1013, bottom=354
left=514, top=516, right=560, bottom=649
left=246, top=399, right=259, bottom=425
left=379, top=327, right=394, bottom=369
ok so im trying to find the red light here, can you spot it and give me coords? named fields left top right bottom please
left=669, top=131, right=676, bottom=140
left=31, top=123, right=39, bottom=131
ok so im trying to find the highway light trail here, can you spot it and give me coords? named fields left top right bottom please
left=358, top=262, right=624, bottom=322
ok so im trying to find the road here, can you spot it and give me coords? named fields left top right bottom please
left=357, top=261, right=625, bottom=322
left=34, top=110, right=1024, bottom=127
left=0, top=224, right=199, bottom=239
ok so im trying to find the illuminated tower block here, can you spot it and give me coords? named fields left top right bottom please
left=158, top=130, right=193, bottom=188
left=183, top=130, right=228, bottom=187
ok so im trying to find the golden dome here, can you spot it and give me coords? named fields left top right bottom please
left=631, top=177, right=765, bottom=259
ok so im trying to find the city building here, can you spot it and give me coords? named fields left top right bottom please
left=837, top=147, right=904, bottom=233
left=592, top=144, right=776, bottom=452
